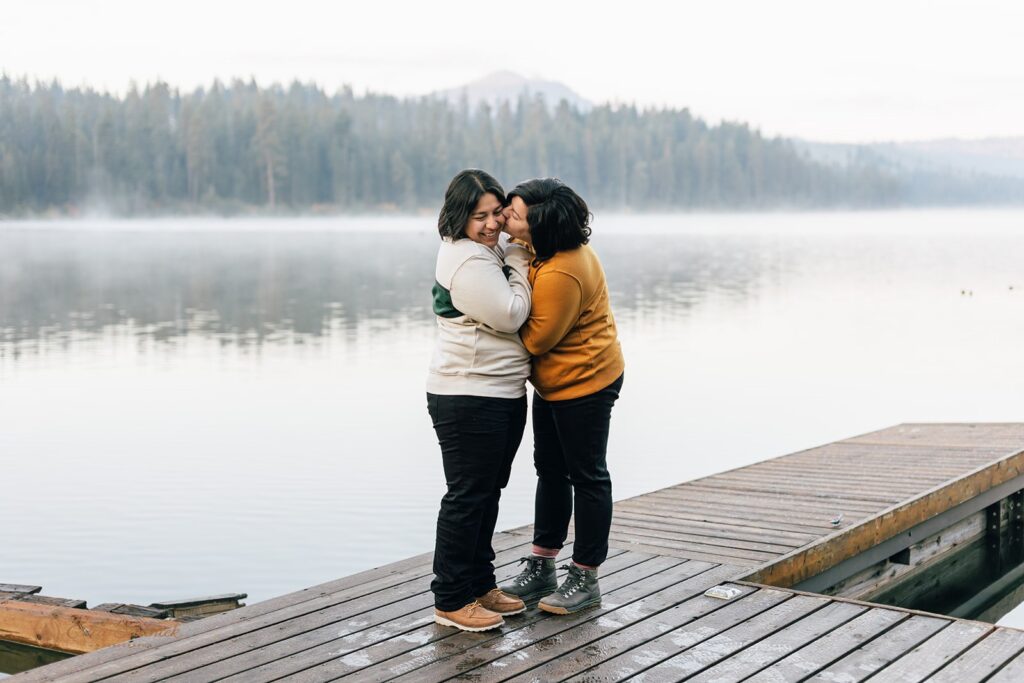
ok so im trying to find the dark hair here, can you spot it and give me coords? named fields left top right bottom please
left=437, top=169, right=505, bottom=240
left=507, top=178, right=591, bottom=261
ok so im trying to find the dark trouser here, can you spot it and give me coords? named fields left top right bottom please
left=427, top=392, right=527, bottom=612
left=532, top=374, right=623, bottom=568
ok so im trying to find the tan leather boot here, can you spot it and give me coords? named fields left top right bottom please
left=476, top=588, right=527, bottom=615
left=434, top=600, right=504, bottom=632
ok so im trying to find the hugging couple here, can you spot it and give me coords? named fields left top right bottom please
left=426, top=169, right=625, bottom=632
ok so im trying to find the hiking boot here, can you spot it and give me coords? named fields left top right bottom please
left=498, top=556, right=557, bottom=604
left=434, top=601, right=504, bottom=632
left=538, top=564, right=601, bottom=615
left=476, top=588, right=526, bottom=615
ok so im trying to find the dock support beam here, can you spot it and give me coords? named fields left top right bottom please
left=988, top=502, right=1003, bottom=574
left=1011, top=491, right=1024, bottom=552
left=789, top=474, right=1024, bottom=595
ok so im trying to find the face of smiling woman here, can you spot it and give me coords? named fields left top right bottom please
left=463, top=193, right=505, bottom=247
left=502, top=196, right=531, bottom=244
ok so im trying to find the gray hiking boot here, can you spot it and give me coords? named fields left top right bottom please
left=498, top=556, right=557, bottom=604
left=538, top=564, right=601, bottom=615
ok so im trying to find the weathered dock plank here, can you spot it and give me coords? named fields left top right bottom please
left=13, top=534, right=529, bottom=682
left=108, top=542, right=566, bottom=683
left=613, top=508, right=819, bottom=542
left=616, top=498, right=841, bottom=533
left=606, top=530, right=782, bottom=563
left=154, top=549, right=637, bottom=683
left=506, top=581, right=762, bottom=682
left=988, top=648, right=1024, bottom=682
left=685, top=601, right=867, bottom=682
left=860, top=619, right=992, bottom=682
left=609, top=517, right=803, bottom=553
left=0, top=593, right=87, bottom=609
left=924, top=627, right=1024, bottom=683
left=742, top=608, right=908, bottom=681
left=640, top=485, right=884, bottom=515
left=247, top=553, right=669, bottom=682
left=607, top=593, right=827, bottom=682
left=803, top=614, right=948, bottom=681
left=272, top=557, right=692, bottom=683
left=434, top=566, right=745, bottom=683
left=131, top=541, right=574, bottom=683
left=845, top=423, right=1024, bottom=448
left=617, top=498, right=854, bottom=533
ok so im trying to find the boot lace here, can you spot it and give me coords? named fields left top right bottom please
left=555, top=564, right=587, bottom=598
left=513, top=556, right=545, bottom=587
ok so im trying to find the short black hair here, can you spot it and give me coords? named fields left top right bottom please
left=507, top=178, right=591, bottom=261
left=437, top=169, right=506, bottom=240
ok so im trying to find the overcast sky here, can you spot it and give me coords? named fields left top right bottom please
left=3, top=0, right=1022, bottom=143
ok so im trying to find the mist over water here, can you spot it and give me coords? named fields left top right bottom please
left=1, top=211, right=1023, bottom=627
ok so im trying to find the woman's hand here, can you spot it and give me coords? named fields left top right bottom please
left=506, top=236, right=534, bottom=253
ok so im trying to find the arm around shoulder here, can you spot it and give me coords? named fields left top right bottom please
left=502, top=243, right=532, bottom=281
left=449, top=254, right=532, bottom=333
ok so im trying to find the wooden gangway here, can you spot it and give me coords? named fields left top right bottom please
left=13, top=423, right=1024, bottom=682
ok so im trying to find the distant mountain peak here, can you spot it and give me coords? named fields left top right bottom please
left=464, top=70, right=529, bottom=87
left=430, top=70, right=592, bottom=113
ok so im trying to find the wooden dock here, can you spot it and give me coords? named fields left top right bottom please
left=12, top=423, right=1024, bottom=682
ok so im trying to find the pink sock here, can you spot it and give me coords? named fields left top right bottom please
left=531, top=545, right=559, bottom=559
left=573, top=561, right=597, bottom=571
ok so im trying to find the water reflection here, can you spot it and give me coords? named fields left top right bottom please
left=0, top=230, right=439, bottom=355
left=0, top=228, right=768, bottom=356
left=0, top=641, right=70, bottom=678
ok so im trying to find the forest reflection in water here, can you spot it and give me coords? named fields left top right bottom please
left=0, top=224, right=768, bottom=354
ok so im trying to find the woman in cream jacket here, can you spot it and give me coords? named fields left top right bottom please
left=426, top=169, right=533, bottom=632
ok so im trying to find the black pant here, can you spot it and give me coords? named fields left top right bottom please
left=532, top=374, right=623, bottom=568
left=427, top=392, right=527, bottom=611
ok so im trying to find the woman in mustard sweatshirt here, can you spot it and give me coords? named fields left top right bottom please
left=498, top=178, right=625, bottom=614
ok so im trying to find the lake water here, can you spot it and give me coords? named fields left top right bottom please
left=1, top=210, right=1023, bottom=640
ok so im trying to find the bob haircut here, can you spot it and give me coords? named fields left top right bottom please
left=507, top=178, right=591, bottom=261
left=437, top=169, right=506, bottom=240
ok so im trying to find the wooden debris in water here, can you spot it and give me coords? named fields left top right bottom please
left=0, top=600, right=179, bottom=654
left=0, top=586, right=247, bottom=654
left=92, top=603, right=170, bottom=619
left=149, top=593, right=247, bottom=618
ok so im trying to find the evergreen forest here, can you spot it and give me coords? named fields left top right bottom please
left=0, top=77, right=1011, bottom=216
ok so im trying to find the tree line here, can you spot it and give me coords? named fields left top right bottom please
left=0, top=76, right=983, bottom=216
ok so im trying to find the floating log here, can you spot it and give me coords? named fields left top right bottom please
left=0, top=588, right=244, bottom=655
left=0, top=600, right=178, bottom=654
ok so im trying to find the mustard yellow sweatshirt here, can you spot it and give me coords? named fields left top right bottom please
left=521, top=244, right=625, bottom=401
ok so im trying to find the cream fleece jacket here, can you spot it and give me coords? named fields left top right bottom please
left=426, top=234, right=532, bottom=397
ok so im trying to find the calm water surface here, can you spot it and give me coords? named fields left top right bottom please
left=1, top=210, right=1023, bottom=633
